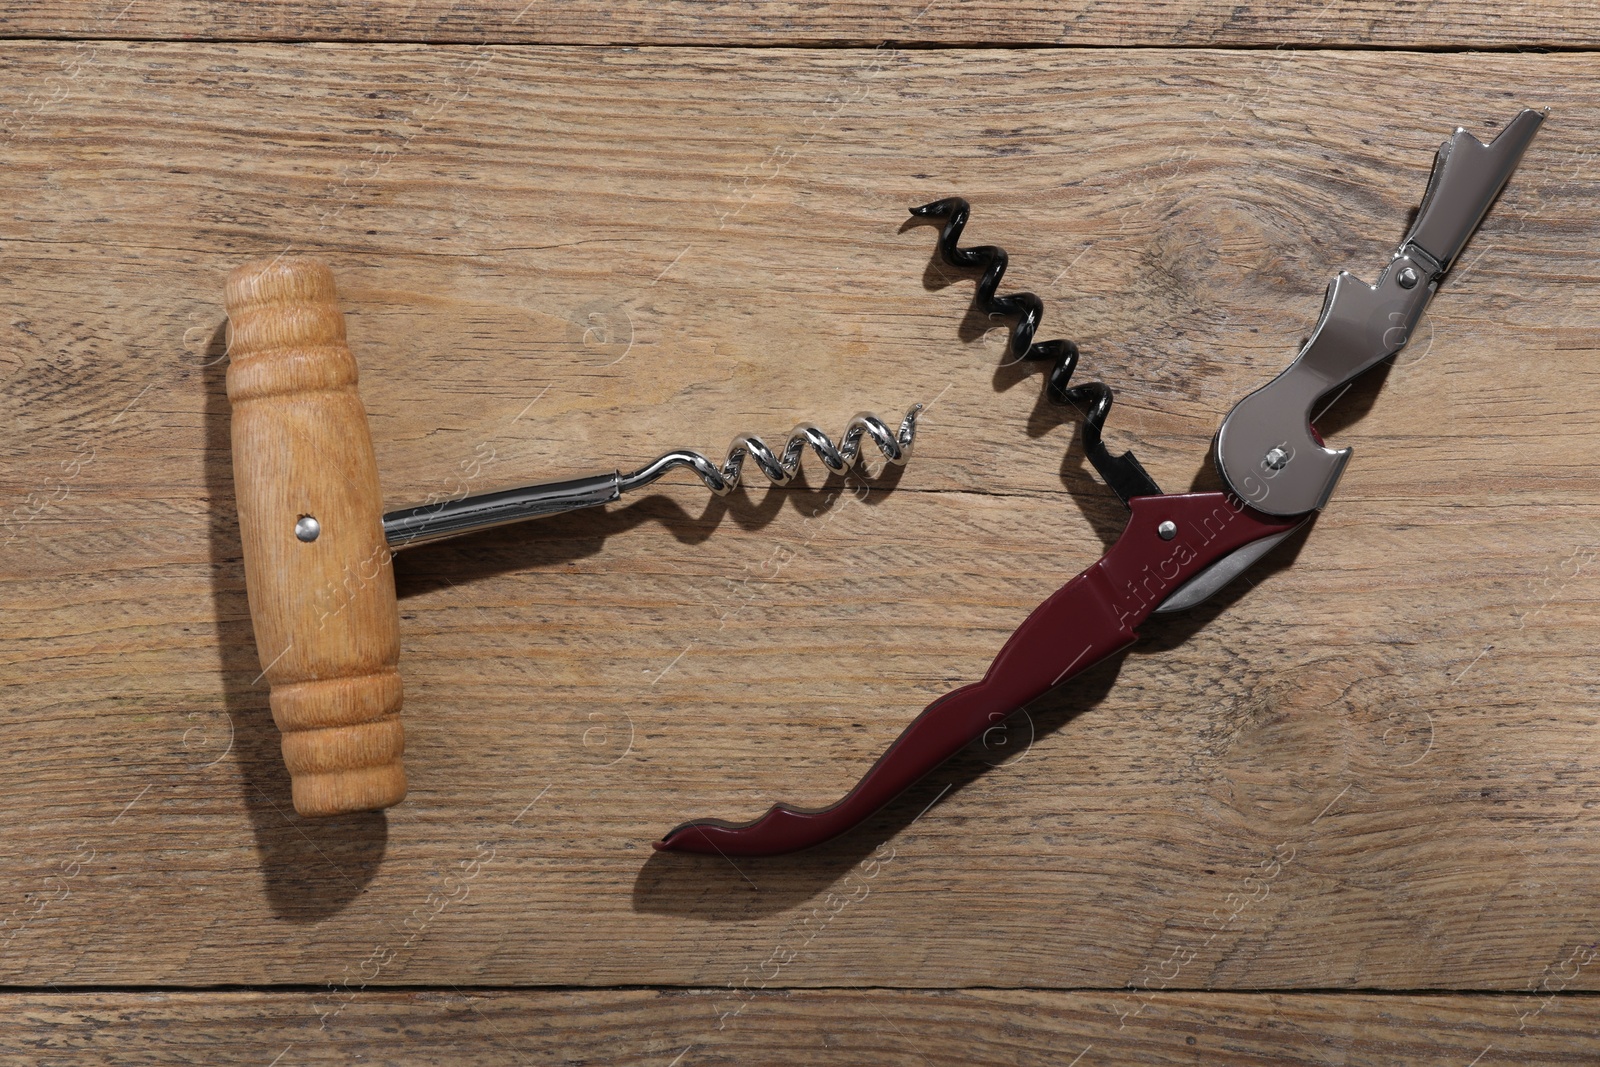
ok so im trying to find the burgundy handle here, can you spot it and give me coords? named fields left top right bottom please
left=656, top=492, right=1303, bottom=856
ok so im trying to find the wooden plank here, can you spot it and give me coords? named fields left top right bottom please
left=0, top=43, right=1595, bottom=994
left=3, top=990, right=1599, bottom=1064
left=0, top=0, right=1596, bottom=48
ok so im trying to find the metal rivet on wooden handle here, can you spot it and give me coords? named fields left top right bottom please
left=224, top=257, right=407, bottom=816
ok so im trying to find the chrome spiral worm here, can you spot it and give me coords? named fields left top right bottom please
left=382, top=405, right=921, bottom=547
left=618, top=405, right=922, bottom=497
left=910, top=196, right=1159, bottom=506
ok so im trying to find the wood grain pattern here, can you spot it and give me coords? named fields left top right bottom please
left=2, top=0, right=1598, bottom=48
left=0, top=40, right=1597, bottom=1060
left=5, top=990, right=1600, bottom=1065
left=225, top=257, right=408, bottom=816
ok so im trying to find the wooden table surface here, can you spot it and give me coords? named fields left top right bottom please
left=2, top=3, right=1598, bottom=1064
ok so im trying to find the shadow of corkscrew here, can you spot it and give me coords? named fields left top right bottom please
left=202, top=321, right=387, bottom=923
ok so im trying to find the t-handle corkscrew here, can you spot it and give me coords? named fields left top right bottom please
left=224, top=257, right=919, bottom=817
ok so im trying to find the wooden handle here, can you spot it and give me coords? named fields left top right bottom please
left=224, top=257, right=407, bottom=817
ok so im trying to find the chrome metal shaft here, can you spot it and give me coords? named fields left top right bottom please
left=383, top=472, right=622, bottom=547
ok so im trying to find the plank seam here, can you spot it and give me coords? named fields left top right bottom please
left=0, top=36, right=1595, bottom=52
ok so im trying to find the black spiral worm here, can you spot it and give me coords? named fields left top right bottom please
left=910, top=196, right=1160, bottom=506
left=909, top=196, right=1083, bottom=406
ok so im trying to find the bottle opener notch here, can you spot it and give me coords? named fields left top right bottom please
left=1213, top=109, right=1546, bottom=518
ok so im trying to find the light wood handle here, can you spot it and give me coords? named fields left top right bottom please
left=224, top=257, right=407, bottom=817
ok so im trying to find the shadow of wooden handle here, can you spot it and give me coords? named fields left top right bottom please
left=224, top=256, right=407, bottom=817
